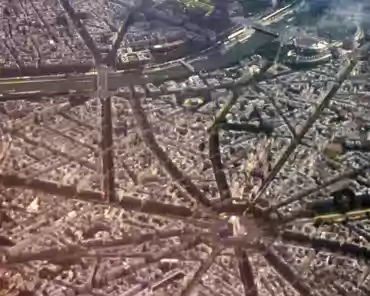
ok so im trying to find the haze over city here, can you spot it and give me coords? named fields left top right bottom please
left=0, top=0, right=370, bottom=295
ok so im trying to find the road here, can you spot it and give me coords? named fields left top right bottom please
left=7, top=0, right=361, bottom=101
left=0, top=27, right=277, bottom=100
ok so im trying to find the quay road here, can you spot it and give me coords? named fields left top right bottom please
left=0, top=25, right=278, bottom=101
left=0, top=58, right=368, bottom=102
left=0, top=1, right=303, bottom=101
left=2, top=0, right=368, bottom=101
left=1, top=61, right=368, bottom=102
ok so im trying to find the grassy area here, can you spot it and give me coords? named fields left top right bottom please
left=177, top=0, right=215, bottom=15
